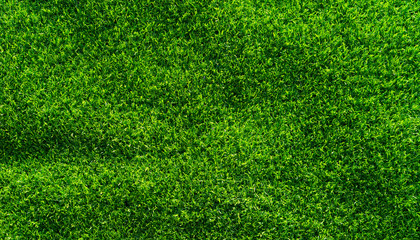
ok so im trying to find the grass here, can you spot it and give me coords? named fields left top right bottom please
left=0, top=0, right=419, bottom=239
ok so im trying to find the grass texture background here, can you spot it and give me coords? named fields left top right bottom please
left=0, top=0, right=419, bottom=239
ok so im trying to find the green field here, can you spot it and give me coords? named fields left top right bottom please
left=0, top=0, right=419, bottom=239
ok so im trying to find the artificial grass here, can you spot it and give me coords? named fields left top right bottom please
left=0, top=0, right=419, bottom=238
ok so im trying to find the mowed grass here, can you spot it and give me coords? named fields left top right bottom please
left=0, top=0, right=419, bottom=238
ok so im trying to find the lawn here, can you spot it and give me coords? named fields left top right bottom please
left=0, top=0, right=419, bottom=239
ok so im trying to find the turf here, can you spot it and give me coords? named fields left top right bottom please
left=0, top=0, right=419, bottom=239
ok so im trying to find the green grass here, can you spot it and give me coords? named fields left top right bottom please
left=0, top=0, right=419, bottom=238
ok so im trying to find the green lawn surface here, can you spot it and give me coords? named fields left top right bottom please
left=0, top=0, right=419, bottom=239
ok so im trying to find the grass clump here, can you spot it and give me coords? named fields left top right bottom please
left=0, top=0, right=419, bottom=239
